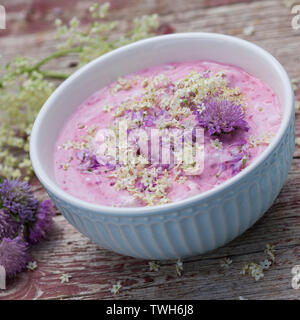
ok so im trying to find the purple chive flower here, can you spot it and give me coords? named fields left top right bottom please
left=0, top=236, right=29, bottom=277
left=229, top=138, right=248, bottom=147
left=124, top=110, right=145, bottom=126
left=137, top=181, right=147, bottom=192
left=216, top=162, right=227, bottom=178
left=159, top=110, right=172, bottom=122
left=228, top=147, right=249, bottom=175
left=155, top=163, right=171, bottom=171
left=202, top=70, right=211, bottom=78
left=27, top=200, right=55, bottom=245
left=0, top=209, right=20, bottom=240
left=195, top=98, right=249, bottom=136
left=144, top=115, right=154, bottom=127
left=217, top=144, right=250, bottom=177
left=0, top=179, right=38, bottom=221
left=105, top=162, right=116, bottom=171
left=76, top=150, right=100, bottom=172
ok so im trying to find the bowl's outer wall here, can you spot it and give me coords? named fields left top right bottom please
left=47, top=114, right=295, bottom=260
left=32, top=34, right=295, bottom=259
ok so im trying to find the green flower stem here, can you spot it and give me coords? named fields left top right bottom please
left=29, top=47, right=83, bottom=80
left=39, top=70, right=70, bottom=80
left=32, top=47, right=83, bottom=70
left=0, top=47, right=83, bottom=86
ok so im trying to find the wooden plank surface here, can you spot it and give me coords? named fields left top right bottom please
left=0, top=0, right=300, bottom=300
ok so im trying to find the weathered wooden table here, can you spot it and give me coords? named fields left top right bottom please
left=0, top=0, right=299, bottom=300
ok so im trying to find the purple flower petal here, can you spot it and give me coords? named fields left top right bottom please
left=0, top=209, right=20, bottom=240
left=77, top=150, right=100, bottom=172
left=0, top=179, right=38, bottom=221
left=27, top=200, right=55, bottom=245
left=196, top=98, right=249, bottom=136
left=0, top=236, right=29, bottom=277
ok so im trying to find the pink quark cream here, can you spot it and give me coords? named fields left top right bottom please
left=54, top=61, right=282, bottom=207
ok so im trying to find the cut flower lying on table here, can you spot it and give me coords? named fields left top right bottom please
left=0, top=179, right=55, bottom=277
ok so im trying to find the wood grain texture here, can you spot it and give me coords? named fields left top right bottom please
left=0, top=0, right=300, bottom=300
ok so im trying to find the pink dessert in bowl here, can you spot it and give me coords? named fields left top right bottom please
left=31, top=33, right=294, bottom=259
left=54, top=60, right=282, bottom=208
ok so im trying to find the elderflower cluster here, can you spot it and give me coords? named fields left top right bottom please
left=111, top=77, right=133, bottom=94
left=149, top=261, right=160, bottom=272
left=220, top=257, right=233, bottom=269
left=173, top=71, right=227, bottom=107
left=249, top=131, right=274, bottom=147
left=240, top=244, right=275, bottom=281
left=111, top=281, right=122, bottom=295
left=112, top=165, right=137, bottom=191
left=264, top=243, right=276, bottom=262
left=210, top=138, right=223, bottom=151
left=240, top=262, right=265, bottom=281
left=0, top=68, right=55, bottom=180
left=176, top=259, right=183, bottom=276
left=136, top=170, right=171, bottom=206
left=0, top=2, right=159, bottom=182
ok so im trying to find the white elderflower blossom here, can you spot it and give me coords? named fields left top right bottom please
left=27, top=261, right=37, bottom=271
left=249, top=132, right=274, bottom=147
left=220, top=257, right=233, bottom=269
left=62, top=140, right=74, bottom=150
left=240, top=262, right=264, bottom=281
left=176, top=259, right=183, bottom=276
left=62, top=163, right=70, bottom=171
left=210, top=138, right=223, bottom=151
left=264, top=243, right=276, bottom=262
left=111, top=281, right=122, bottom=295
left=259, top=259, right=272, bottom=270
left=103, top=104, right=113, bottom=112
left=60, top=273, right=72, bottom=283
left=149, top=261, right=160, bottom=272
left=243, top=25, right=255, bottom=36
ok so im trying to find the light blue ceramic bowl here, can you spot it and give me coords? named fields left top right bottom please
left=30, top=33, right=294, bottom=260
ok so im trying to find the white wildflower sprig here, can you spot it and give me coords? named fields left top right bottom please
left=149, top=261, right=160, bottom=272
left=60, top=273, right=72, bottom=284
left=27, top=261, right=37, bottom=271
left=249, top=131, right=274, bottom=147
left=220, top=257, right=233, bottom=269
left=240, top=244, right=276, bottom=281
left=111, top=281, right=122, bottom=295
left=103, top=104, right=113, bottom=112
left=264, top=243, right=276, bottom=262
left=240, top=262, right=264, bottom=281
left=210, top=138, right=223, bottom=151
left=175, top=259, right=183, bottom=276
left=243, top=25, right=255, bottom=36
left=259, top=259, right=272, bottom=270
